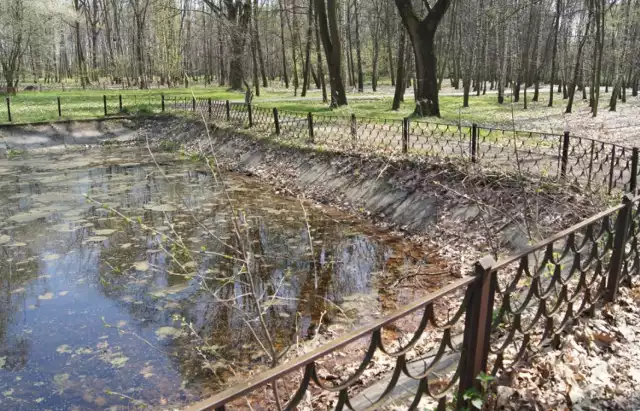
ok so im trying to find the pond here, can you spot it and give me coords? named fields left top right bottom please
left=0, top=147, right=444, bottom=410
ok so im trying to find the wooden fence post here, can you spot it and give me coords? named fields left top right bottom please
left=402, top=117, right=409, bottom=154
left=605, top=193, right=634, bottom=303
left=471, top=124, right=478, bottom=163
left=273, top=108, right=280, bottom=135
left=103, top=95, right=108, bottom=116
left=57, top=97, right=62, bottom=118
left=226, top=100, right=231, bottom=121
left=5, top=97, right=11, bottom=122
left=208, top=98, right=212, bottom=118
left=560, top=130, right=570, bottom=178
left=457, top=255, right=497, bottom=405
left=119, top=95, right=123, bottom=113
left=192, top=97, right=196, bottom=112
left=350, top=114, right=357, bottom=145
left=308, top=112, right=314, bottom=143
left=161, top=94, right=165, bottom=112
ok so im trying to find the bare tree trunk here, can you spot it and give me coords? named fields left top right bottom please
left=253, top=0, right=268, bottom=87
left=566, top=0, right=592, bottom=113
left=392, top=30, right=406, bottom=110
left=301, top=0, right=314, bottom=97
left=315, top=0, right=348, bottom=106
left=548, top=0, right=561, bottom=107
left=385, top=3, right=395, bottom=86
left=354, top=0, right=364, bottom=92
left=315, top=10, right=328, bottom=102
left=278, top=0, right=289, bottom=88
left=395, top=0, right=451, bottom=117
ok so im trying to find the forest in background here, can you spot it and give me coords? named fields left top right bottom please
left=0, top=0, right=639, bottom=117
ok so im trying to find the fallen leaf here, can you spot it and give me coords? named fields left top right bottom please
left=56, top=345, right=71, bottom=354
left=38, top=292, right=54, bottom=300
left=133, top=261, right=149, bottom=271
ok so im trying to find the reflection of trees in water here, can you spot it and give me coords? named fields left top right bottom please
left=0, top=247, right=39, bottom=369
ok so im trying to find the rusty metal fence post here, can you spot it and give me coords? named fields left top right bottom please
left=225, top=100, right=231, bottom=121
left=630, top=148, right=639, bottom=193
left=608, top=145, right=617, bottom=194
left=471, top=124, right=478, bottom=163
left=605, top=193, right=634, bottom=303
left=273, top=108, right=280, bottom=135
left=560, top=130, right=570, bottom=178
left=307, top=112, right=314, bottom=143
left=402, top=117, right=409, bottom=154
left=458, top=255, right=497, bottom=404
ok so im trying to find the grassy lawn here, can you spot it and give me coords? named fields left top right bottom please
left=0, top=87, right=292, bottom=124
left=1, top=84, right=632, bottom=133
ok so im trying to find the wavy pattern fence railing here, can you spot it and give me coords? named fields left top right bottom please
left=166, top=97, right=638, bottom=196
left=179, top=194, right=639, bottom=410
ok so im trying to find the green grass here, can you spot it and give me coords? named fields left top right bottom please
left=253, top=92, right=550, bottom=125
left=0, top=85, right=624, bottom=130
left=0, top=86, right=291, bottom=124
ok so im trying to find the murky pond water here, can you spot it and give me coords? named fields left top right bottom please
left=0, top=147, right=440, bottom=410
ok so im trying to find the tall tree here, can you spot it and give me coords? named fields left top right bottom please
left=315, top=0, right=348, bottom=106
left=394, top=0, right=451, bottom=117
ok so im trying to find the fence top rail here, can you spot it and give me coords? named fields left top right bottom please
left=490, top=193, right=639, bottom=273
left=181, top=274, right=476, bottom=411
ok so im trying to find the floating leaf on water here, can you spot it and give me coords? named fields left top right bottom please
left=34, top=398, right=45, bottom=404
left=84, top=236, right=108, bottom=243
left=6, top=242, right=26, bottom=247
left=42, top=254, right=61, bottom=261
left=140, top=365, right=154, bottom=379
left=50, top=224, right=79, bottom=233
left=53, top=373, right=70, bottom=394
left=0, top=234, right=10, bottom=245
left=108, top=355, right=129, bottom=368
left=146, top=204, right=177, bottom=212
left=27, top=304, right=37, bottom=310
left=149, top=283, right=190, bottom=298
left=0, top=357, right=6, bottom=369
left=94, top=229, right=117, bottom=236
left=11, top=288, right=25, bottom=294
left=8, top=211, right=49, bottom=223
left=75, top=347, right=93, bottom=355
left=3, top=388, right=14, bottom=397
left=38, top=292, right=54, bottom=300
left=59, top=291, right=69, bottom=296
left=155, top=327, right=183, bottom=340
left=133, top=261, right=149, bottom=271
left=56, top=345, right=71, bottom=354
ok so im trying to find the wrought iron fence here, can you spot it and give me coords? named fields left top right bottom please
left=179, top=98, right=638, bottom=195
left=180, top=192, right=639, bottom=411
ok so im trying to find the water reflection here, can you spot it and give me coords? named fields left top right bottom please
left=0, top=148, right=437, bottom=410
